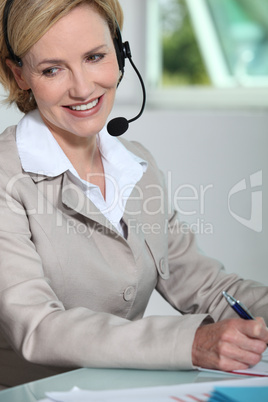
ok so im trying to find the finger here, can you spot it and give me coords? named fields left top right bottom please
left=234, top=330, right=267, bottom=355
left=241, top=318, right=268, bottom=344
left=255, top=317, right=266, bottom=325
left=219, top=340, right=263, bottom=367
left=217, top=356, right=250, bottom=372
left=230, top=328, right=267, bottom=356
left=255, top=317, right=268, bottom=341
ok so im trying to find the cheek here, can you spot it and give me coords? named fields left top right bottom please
left=31, top=82, right=64, bottom=107
left=101, top=57, right=121, bottom=88
left=102, top=72, right=119, bottom=90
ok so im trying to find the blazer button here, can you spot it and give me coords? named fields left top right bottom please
left=123, top=286, right=135, bottom=301
left=159, top=258, right=167, bottom=275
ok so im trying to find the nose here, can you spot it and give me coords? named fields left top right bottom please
left=68, top=67, right=95, bottom=100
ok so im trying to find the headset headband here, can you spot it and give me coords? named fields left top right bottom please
left=3, top=0, right=23, bottom=66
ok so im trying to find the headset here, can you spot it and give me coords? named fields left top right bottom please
left=2, top=0, right=146, bottom=136
left=3, top=0, right=23, bottom=66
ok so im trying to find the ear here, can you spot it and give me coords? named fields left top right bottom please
left=5, top=59, right=30, bottom=90
left=117, top=70, right=123, bottom=87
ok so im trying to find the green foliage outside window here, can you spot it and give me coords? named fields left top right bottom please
left=161, top=0, right=210, bottom=85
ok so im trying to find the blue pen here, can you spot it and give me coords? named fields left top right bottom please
left=222, top=291, right=255, bottom=320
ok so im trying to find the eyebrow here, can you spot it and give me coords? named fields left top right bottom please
left=37, top=45, right=109, bottom=67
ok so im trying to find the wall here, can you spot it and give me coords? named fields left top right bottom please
left=119, top=107, right=268, bottom=316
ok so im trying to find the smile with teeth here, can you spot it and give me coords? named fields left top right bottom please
left=69, top=98, right=99, bottom=111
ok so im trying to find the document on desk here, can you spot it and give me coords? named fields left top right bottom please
left=199, top=347, right=268, bottom=377
left=38, top=377, right=268, bottom=402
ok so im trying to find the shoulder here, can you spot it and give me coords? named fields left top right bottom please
left=118, top=137, right=160, bottom=171
left=118, top=137, right=166, bottom=191
left=0, top=125, right=17, bottom=143
left=0, top=125, right=22, bottom=176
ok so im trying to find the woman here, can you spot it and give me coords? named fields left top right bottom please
left=0, top=0, right=267, bottom=388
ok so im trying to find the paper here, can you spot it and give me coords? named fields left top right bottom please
left=38, top=377, right=268, bottom=402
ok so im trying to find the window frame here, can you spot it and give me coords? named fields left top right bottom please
left=145, top=0, right=268, bottom=110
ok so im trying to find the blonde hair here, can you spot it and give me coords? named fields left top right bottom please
left=0, top=0, right=124, bottom=113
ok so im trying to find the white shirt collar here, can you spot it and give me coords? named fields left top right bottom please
left=16, top=109, right=71, bottom=177
left=16, top=110, right=147, bottom=234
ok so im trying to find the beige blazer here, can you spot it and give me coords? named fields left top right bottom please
left=0, top=126, right=267, bottom=387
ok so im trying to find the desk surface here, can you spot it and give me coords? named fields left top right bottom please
left=0, top=367, right=244, bottom=402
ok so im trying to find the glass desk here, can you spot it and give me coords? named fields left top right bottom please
left=0, top=367, right=244, bottom=402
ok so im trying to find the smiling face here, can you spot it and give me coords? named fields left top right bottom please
left=9, top=4, right=120, bottom=144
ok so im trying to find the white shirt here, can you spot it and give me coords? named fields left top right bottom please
left=16, top=110, right=147, bottom=237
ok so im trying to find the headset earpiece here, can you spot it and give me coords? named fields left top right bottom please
left=113, top=22, right=132, bottom=80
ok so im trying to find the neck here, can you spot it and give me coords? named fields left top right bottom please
left=42, top=118, right=106, bottom=198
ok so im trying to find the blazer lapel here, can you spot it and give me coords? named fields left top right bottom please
left=30, top=172, right=117, bottom=232
left=61, top=174, right=116, bottom=231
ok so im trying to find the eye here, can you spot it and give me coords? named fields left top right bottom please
left=42, top=67, right=59, bottom=77
left=86, top=54, right=105, bottom=63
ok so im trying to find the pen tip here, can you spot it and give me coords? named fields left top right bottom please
left=222, top=291, right=231, bottom=301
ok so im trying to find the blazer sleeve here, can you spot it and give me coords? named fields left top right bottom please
left=156, top=208, right=268, bottom=325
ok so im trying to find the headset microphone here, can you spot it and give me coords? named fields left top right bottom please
left=107, top=40, right=146, bottom=137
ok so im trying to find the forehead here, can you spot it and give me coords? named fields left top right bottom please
left=28, top=4, right=112, bottom=59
